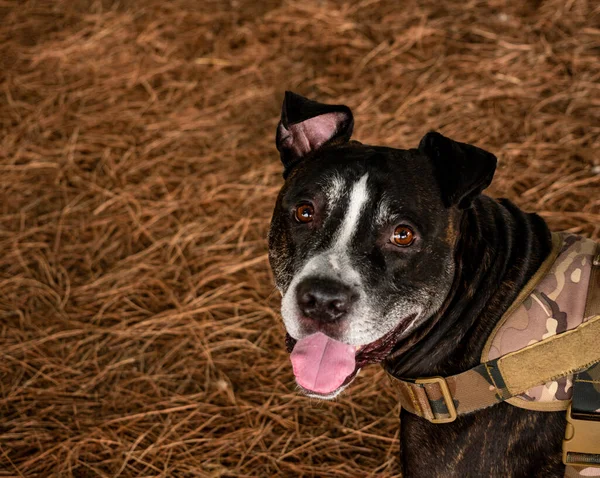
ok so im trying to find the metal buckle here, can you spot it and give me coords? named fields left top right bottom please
left=563, top=404, right=600, bottom=467
left=415, top=376, right=458, bottom=424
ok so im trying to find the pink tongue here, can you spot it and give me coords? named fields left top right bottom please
left=290, top=332, right=356, bottom=394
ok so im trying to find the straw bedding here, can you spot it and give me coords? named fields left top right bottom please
left=0, top=0, right=598, bottom=476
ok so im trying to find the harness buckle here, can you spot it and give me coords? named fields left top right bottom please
left=415, top=376, right=458, bottom=424
left=563, top=404, right=600, bottom=467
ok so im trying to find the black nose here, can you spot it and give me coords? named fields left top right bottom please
left=296, top=277, right=356, bottom=322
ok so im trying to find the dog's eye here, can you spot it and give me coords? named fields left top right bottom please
left=391, top=225, right=415, bottom=246
left=295, top=203, right=314, bottom=223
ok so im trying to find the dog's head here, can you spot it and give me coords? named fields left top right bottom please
left=268, top=92, right=496, bottom=399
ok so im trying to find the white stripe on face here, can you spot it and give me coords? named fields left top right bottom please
left=334, top=173, right=369, bottom=251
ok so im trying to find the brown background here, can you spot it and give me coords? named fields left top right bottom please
left=1, top=0, right=599, bottom=476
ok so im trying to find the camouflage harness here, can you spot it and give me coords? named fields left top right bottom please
left=388, top=233, right=600, bottom=476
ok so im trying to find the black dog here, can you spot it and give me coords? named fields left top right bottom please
left=268, top=92, right=566, bottom=476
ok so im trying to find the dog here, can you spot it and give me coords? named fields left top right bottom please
left=268, top=91, right=596, bottom=477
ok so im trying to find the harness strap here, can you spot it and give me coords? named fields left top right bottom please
left=390, top=314, right=600, bottom=423
left=563, top=248, right=600, bottom=475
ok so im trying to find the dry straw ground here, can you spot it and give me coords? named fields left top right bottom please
left=0, top=0, right=599, bottom=476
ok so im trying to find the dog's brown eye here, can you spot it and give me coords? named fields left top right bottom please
left=295, top=203, right=314, bottom=223
left=392, top=225, right=415, bottom=246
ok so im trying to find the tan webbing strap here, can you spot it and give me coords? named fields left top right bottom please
left=390, top=315, right=600, bottom=423
left=499, top=316, right=600, bottom=395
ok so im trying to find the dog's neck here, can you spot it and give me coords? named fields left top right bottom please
left=384, top=195, right=552, bottom=378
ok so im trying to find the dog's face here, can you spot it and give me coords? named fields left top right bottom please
left=269, top=92, right=496, bottom=399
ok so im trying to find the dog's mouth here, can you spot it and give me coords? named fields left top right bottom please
left=285, top=314, right=416, bottom=398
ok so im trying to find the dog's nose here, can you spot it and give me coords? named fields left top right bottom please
left=296, top=278, right=356, bottom=322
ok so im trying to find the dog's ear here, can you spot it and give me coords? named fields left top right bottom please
left=418, top=132, right=497, bottom=209
left=276, top=91, right=354, bottom=174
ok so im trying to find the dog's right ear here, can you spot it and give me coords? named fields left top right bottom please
left=276, top=91, right=354, bottom=175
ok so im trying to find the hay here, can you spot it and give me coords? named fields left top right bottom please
left=0, top=0, right=598, bottom=476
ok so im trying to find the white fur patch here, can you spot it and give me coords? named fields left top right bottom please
left=334, top=174, right=369, bottom=252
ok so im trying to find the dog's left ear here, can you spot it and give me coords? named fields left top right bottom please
left=276, top=91, right=354, bottom=175
left=418, top=132, right=497, bottom=209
